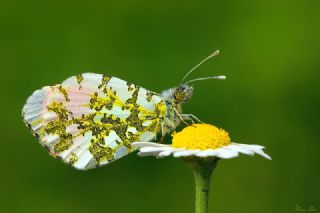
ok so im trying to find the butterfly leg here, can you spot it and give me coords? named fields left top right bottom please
left=159, top=122, right=165, bottom=143
left=161, top=122, right=165, bottom=137
left=173, top=108, right=190, bottom=125
left=182, top=115, right=195, bottom=124
left=181, top=114, right=203, bottom=123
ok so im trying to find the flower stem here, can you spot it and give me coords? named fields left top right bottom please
left=185, top=157, right=218, bottom=213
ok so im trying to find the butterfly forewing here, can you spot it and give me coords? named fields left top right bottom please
left=22, top=73, right=167, bottom=170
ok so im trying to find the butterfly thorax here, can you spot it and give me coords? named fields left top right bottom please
left=160, top=84, right=193, bottom=133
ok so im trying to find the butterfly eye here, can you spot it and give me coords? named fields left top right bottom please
left=173, top=88, right=188, bottom=103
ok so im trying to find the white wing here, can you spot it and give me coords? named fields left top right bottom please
left=22, top=73, right=167, bottom=170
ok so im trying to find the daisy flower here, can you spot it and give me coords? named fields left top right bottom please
left=132, top=124, right=271, bottom=213
left=133, top=124, right=271, bottom=160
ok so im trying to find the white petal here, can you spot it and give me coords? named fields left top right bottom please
left=195, top=150, right=219, bottom=157
left=132, top=142, right=170, bottom=148
left=215, top=148, right=239, bottom=159
left=252, top=149, right=272, bottom=160
left=227, top=143, right=254, bottom=155
left=232, top=142, right=271, bottom=160
left=236, top=143, right=265, bottom=150
left=173, top=150, right=200, bottom=157
left=157, top=150, right=174, bottom=158
left=137, top=151, right=159, bottom=157
left=137, top=147, right=174, bottom=158
left=139, top=147, right=168, bottom=153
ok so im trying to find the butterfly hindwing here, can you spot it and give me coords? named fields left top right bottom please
left=22, top=73, right=167, bottom=170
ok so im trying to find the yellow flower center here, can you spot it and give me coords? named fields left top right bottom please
left=172, top=124, right=231, bottom=150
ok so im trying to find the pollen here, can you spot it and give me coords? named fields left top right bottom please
left=172, top=124, right=231, bottom=150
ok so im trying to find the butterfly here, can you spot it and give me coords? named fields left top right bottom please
left=22, top=50, right=225, bottom=170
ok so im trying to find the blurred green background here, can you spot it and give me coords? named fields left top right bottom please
left=1, top=0, right=319, bottom=212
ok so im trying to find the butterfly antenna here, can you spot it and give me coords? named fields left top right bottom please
left=185, top=75, right=226, bottom=84
left=180, top=50, right=220, bottom=84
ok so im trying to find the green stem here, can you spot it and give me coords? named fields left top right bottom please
left=185, top=157, right=218, bottom=213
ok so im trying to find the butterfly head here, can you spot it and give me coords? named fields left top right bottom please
left=162, top=50, right=225, bottom=106
left=173, top=84, right=193, bottom=104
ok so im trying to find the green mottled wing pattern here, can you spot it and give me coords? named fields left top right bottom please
left=22, top=73, right=167, bottom=170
